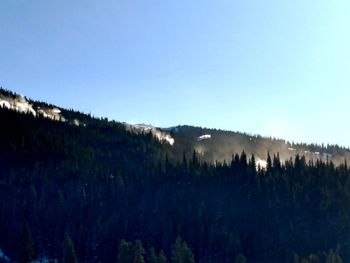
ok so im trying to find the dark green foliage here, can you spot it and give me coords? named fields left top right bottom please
left=17, top=221, right=35, bottom=263
left=158, top=250, right=168, bottom=263
left=117, top=240, right=133, bottom=263
left=63, top=234, right=78, bottom=263
left=149, top=248, right=158, bottom=263
left=234, top=254, right=247, bottom=263
left=1, top=90, right=350, bottom=263
left=294, top=249, right=343, bottom=263
left=149, top=248, right=168, bottom=263
left=133, top=240, right=145, bottom=263
left=171, top=237, right=195, bottom=263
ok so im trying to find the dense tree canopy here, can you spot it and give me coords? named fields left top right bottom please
left=1, top=104, right=350, bottom=263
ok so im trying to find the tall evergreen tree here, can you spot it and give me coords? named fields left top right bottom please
left=267, top=152, right=272, bottom=172
left=149, top=247, right=158, bottom=263
left=133, top=240, right=145, bottom=263
left=17, top=221, right=35, bottom=263
left=149, top=248, right=168, bottom=263
left=117, top=239, right=132, bottom=263
left=158, top=250, right=168, bottom=263
left=234, top=254, right=247, bottom=263
left=63, top=233, right=78, bottom=263
left=171, top=237, right=195, bottom=263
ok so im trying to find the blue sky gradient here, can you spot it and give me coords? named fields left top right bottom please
left=1, top=0, right=350, bottom=146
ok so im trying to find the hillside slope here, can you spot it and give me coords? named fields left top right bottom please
left=2, top=88, right=349, bottom=167
left=1, top=88, right=350, bottom=263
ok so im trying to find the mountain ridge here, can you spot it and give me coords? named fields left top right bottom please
left=1, top=87, right=350, bottom=166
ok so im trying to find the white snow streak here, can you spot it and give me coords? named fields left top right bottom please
left=198, top=134, right=211, bottom=141
left=126, top=124, right=175, bottom=146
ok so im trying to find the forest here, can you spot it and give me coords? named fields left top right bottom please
left=0, top=103, right=349, bottom=263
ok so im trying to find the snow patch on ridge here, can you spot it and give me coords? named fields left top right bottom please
left=198, top=134, right=211, bottom=141
left=37, top=107, right=66, bottom=121
left=0, top=95, right=36, bottom=116
left=126, top=124, right=175, bottom=146
left=0, top=93, right=69, bottom=123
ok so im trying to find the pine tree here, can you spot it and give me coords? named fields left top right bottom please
left=158, top=250, right=168, bottom=263
left=63, top=233, right=78, bottom=263
left=226, top=232, right=241, bottom=259
left=133, top=240, right=145, bottom=263
left=235, top=253, right=247, bottom=263
left=149, top=248, right=168, bottom=263
left=118, top=239, right=132, bottom=263
left=171, top=237, right=195, bottom=263
left=326, top=249, right=343, bottom=263
left=116, top=175, right=125, bottom=193
left=182, top=152, right=188, bottom=170
left=267, top=152, right=272, bottom=172
left=17, top=221, right=35, bottom=263
left=149, top=247, right=158, bottom=263
left=197, top=202, right=208, bottom=253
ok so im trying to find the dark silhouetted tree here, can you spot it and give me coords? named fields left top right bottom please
left=133, top=240, right=145, bottom=263
left=17, top=221, right=35, bottom=263
left=63, top=234, right=78, bottom=263
left=118, top=239, right=132, bottom=263
left=235, top=253, right=247, bottom=263
left=171, top=237, right=195, bottom=263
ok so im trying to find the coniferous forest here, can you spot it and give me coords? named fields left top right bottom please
left=1, top=98, right=350, bottom=263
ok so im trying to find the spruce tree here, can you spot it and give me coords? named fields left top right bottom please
left=117, top=239, right=132, bottom=263
left=171, top=237, right=195, bottom=263
left=149, top=247, right=168, bottom=263
left=17, top=221, right=35, bottom=263
left=63, top=233, right=78, bottom=263
left=133, top=240, right=145, bottom=263
left=158, top=250, right=168, bottom=263
left=149, top=247, right=158, bottom=263
left=235, top=254, right=247, bottom=263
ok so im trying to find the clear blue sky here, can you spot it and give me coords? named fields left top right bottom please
left=1, top=0, right=350, bottom=146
